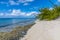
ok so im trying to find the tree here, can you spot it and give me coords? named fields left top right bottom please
left=37, top=6, right=60, bottom=21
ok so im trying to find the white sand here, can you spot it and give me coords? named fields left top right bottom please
left=21, top=20, right=60, bottom=40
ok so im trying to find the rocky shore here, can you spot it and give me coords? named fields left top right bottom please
left=0, top=23, right=35, bottom=40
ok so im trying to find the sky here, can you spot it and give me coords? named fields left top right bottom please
left=0, top=0, right=60, bottom=18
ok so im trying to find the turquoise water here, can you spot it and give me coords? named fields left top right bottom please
left=0, top=18, right=36, bottom=32
left=0, top=18, right=36, bottom=27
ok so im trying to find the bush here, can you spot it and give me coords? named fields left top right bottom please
left=37, top=6, right=60, bottom=21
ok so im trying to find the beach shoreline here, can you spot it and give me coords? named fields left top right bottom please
left=21, top=20, right=60, bottom=40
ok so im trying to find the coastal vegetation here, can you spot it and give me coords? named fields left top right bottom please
left=37, top=6, right=60, bottom=21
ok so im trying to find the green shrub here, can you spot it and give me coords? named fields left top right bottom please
left=37, top=6, right=60, bottom=21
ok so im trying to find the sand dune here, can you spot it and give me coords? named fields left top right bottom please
left=21, top=20, right=60, bottom=40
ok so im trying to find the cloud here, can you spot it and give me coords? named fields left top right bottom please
left=58, top=0, right=60, bottom=2
left=0, top=9, right=38, bottom=17
left=18, top=0, right=34, bottom=3
left=0, top=13, right=4, bottom=16
left=9, top=0, right=19, bottom=5
left=10, top=9, right=38, bottom=16
left=26, top=11, right=38, bottom=16
left=5, top=9, right=22, bottom=16
left=49, top=7, right=53, bottom=10
left=0, top=0, right=34, bottom=5
left=10, top=10, right=21, bottom=16
left=18, top=0, right=34, bottom=6
left=26, top=0, right=34, bottom=2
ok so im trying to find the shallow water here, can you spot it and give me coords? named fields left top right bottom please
left=0, top=18, right=36, bottom=32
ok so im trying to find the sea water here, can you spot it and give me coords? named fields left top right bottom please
left=0, top=18, right=36, bottom=32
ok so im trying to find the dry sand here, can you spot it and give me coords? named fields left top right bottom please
left=21, top=20, right=60, bottom=40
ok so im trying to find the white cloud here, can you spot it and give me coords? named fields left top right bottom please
left=49, top=7, right=53, bottom=10
left=26, top=11, right=38, bottom=16
left=9, top=0, right=19, bottom=5
left=0, top=9, right=38, bottom=17
left=0, top=13, right=4, bottom=16
left=18, top=0, right=34, bottom=3
left=0, top=0, right=34, bottom=5
left=18, top=0, right=34, bottom=6
left=10, top=9, right=38, bottom=16
left=58, top=0, right=60, bottom=2
left=26, top=0, right=34, bottom=2
left=10, top=9, right=21, bottom=16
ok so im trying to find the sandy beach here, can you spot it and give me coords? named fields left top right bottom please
left=21, top=20, right=60, bottom=40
